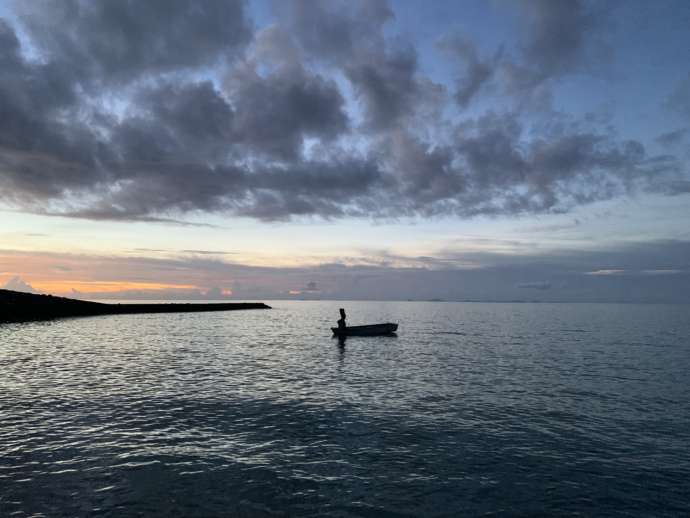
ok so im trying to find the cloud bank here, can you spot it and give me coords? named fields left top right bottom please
left=2, top=239, right=689, bottom=303
left=0, top=0, right=686, bottom=223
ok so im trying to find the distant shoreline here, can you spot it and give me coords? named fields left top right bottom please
left=0, top=289, right=271, bottom=324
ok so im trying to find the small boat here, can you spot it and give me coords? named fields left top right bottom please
left=331, top=323, right=398, bottom=337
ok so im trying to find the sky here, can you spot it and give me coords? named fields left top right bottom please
left=1, top=0, right=689, bottom=302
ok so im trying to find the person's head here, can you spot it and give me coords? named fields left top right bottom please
left=339, top=308, right=346, bottom=318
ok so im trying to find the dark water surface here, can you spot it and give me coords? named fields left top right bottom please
left=1, top=301, right=689, bottom=516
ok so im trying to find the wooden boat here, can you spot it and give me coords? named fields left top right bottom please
left=331, top=323, right=398, bottom=337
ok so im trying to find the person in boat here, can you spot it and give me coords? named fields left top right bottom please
left=337, top=308, right=347, bottom=331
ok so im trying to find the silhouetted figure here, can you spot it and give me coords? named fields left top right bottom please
left=337, top=308, right=347, bottom=331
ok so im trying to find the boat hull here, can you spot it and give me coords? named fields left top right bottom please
left=331, top=323, right=398, bottom=336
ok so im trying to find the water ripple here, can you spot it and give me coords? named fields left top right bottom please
left=1, top=301, right=689, bottom=516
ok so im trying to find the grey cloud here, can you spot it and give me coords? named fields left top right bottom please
left=660, top=180, right=690, bottom=195
left=0, top=21, right=108, bottom=202
left=382, top=132, right=462, bottom=208
left=433, top=1, right=598, bottom=112
left=108, top=81, right=235, bottom=168
left=16, top=0, right=251, bottom=84
left=5, top=239, right=690, bottom=302
left=43, top=157, right=385, bottom=222
left=516, top=281, right=551, bottom=290
left=492, top=0, right=608, bottom=105
left=0, top=1, right=251, bottom=206
left=277, top=0, right=393, bottom=64
left=345, top=45, right=420, bottom=131
left=439, top=239, right=690, bottom=274
left=142, top=82, right=236, bottom=155
left=281, top=0, right=444, bottom=131
left=520, top=0, right=595, bottom=80
left=666, top=72, right=690, bottom=118
left=237, top=158, right=386, bottom=220
left=656, top=128, right=688, bottom=147
left=438, top=35, right=498, bottom=107
left=445, top=113, right=680, bottom=216
left=0, top=2, right=686, bottom=225
left=227, top=64, right=349, bottom=159
left=0, top=20, right=84, bottom=154
left=0, top=18, right=20, bottom=67
left=370, top=111, right=683, bottom=220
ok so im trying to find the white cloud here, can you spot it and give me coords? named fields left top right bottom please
left=2, top=276, right=40, bottom=293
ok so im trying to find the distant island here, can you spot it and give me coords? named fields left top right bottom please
left=0, top=289, right=271, bottom=324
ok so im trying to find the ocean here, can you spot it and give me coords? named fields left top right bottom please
left=1, top=301, right=689, bottom=516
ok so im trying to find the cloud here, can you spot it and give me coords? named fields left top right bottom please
left=519, top=0, right=596, bottom=81
left=181, top=250, right=236, bottom=255
left=277, top=0, right=393, bottom=64
left=438, top=35, right=499, bottom=108
left=2, top=240, right=690, bottom=302
left=489, top=0, right=612, bottom=113
left=585, top=269, right=625, bottom=276
left=0, top=1, right=686, bottom=224
left=304, top=281, right=320, bottom=292
left=346, top=44, right=424, bottom=131
left=661, top=180, right=690, bottom=195
left=434, top=1, right=607, bottom=112
left=516, top=281, right=551, bottom=290
left=15, top=0, right=251, bottom=83
left=226, top=58, right=349, bottom=159
left=2, top=276, right=40, bottom=293
left=281, top=0, right=444, bottom=131
left=666, top=72, right=690, bottom=118
left=656, top=128, right=688, bottom=147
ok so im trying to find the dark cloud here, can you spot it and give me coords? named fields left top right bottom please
left=660, top=180, right=690, bottom=195
left=281, top=0, right=443, bottom=131
left=519, top=0, right=595, bottom=80
left=39, top=157, right=385, bottom=222
left=434, top=0, right=608, bottom=111
left=16, top=0, right=251, bottom=84
left=492, top=0, right=610, bottom=108
left=666, top=72, right=690, bottom=118
left=0, top=1, right=686, bottom=224
left=382, top=132, right=461, bottom=209
left=0, top=19, right=88, bottom=178
left=656, top=128, right=688, bottom=147
left=396, top=113, right=680, bottom=217
left=109, top=81, right=235, bottom=168
left=438, top=35, right=498, bottom=108
left=516, top=281, right=551, bottom=290
left=276, top=0, right=393, bottom=64
left=227, top=64, right=349, bottom=159
left=345, top=45, right=420, bottom=131
left=0, top=18, right=20, bottom=67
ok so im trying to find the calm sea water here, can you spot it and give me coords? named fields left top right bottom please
left=1, top=301, right=689, bottom=517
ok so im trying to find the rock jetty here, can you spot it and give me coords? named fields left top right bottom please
left=0, top=289, right=271, bottom=324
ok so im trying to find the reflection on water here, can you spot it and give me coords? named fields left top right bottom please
left=1, top=301, right=689, bottom=516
